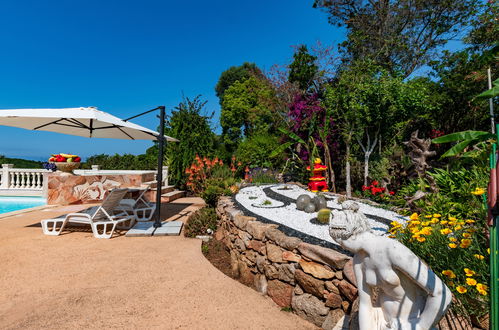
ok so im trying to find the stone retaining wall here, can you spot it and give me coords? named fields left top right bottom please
left=216, top=196, right=358, bottom=329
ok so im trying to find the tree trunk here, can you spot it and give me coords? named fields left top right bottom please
left=345, top=142, right=352, bottom=198
left=324, top=144, right=336, bottom=193
left=363, top=152, right=371, bottom=186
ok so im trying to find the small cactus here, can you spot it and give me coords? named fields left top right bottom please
left=317, top=208, right=331, bottom=224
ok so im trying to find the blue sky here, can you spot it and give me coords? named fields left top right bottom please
left=0, top=0, right=345, bottom=161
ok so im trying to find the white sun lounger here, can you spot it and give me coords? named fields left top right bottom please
left=41, top=188, right=135, bottom=239
left=115, top=186, right=156, bottom=222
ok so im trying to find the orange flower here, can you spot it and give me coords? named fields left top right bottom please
left=456, top=286, right=467, bottom=294
left=466, top=278, right=477, bottom=286
left=441, top=270, right=456, bottom=278
left=464, top=268, right=475, bottom=277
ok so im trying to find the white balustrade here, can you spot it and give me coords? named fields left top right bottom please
left=1, top=165, right=50, bottom=190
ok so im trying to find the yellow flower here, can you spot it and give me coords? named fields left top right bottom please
left=410, top=213, right=419, bottom=220
left=411, top=227, right=420, bottom=234
left=440, top=220, right=448, bottom=225
left=462, top=233, right=472, bottom=238
left=421, top=221, right=430, bottom=226
left=488, top=248, right=490, bottom=254
left=390, top=221, right=402, bottom=227
left=464, top=268, right=476, bottom=277
left=442, top=270, right=456, bottom=278
left=448, top=243, right=457, bottom=248
left=424, top=214, right=432, bottom=218
left=388, top=235, right=396, bottom=238
left=456, top=286, right=467, bottom=293
left=410, top=220, right=421, bottom=225
left=433, top=213, right=442, bottom=218
left=416, top=236, right=426, bottom=242
left=478, top=289, right=488, bottom=296
left=477, top=283, right=488, bottom=292
left=440, top=228, right=452, bottom=235
left=465, top=219, right=475, bottom=224
left=460, top=239, right=472, bottom=248
left=431, top=218, right=439, bottom=224
left=448, top=281, right=455, bottom=287
left=454, top=225, right=463, bottom=231
left=471, top=188, right=485, bottom=195
left=448, top=216, right=457, bottom=221
left=474, top=254, right=485, bottom=260
left=420, top=227, right=432, bottom=235
left=466, top=278, right=477, bottom=286
left=449, top=237, right=457, bottom=242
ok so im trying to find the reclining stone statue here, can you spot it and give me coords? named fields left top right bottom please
left=329, top=202, right=451, bottom=330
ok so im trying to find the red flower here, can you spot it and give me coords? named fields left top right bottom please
left=362, top=185, right=368, bottom=191
left=389, top=191, right=395, bottom=195
left=371, top=180, right=379, bottom=186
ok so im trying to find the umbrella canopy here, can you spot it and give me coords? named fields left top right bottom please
left=0, top=107, right=178, bottom=141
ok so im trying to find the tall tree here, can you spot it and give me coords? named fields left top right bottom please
left=164, top=95, right=215, bottom=187
left=215, top=62, right=262, bottom=104
left=288, top=45, right=319, bottom=91
left=313, top=0, right=480, bottom=76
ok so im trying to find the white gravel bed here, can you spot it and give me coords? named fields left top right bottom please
left=236, top=184, right=408, bottom=246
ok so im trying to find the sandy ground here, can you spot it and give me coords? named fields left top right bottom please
left=0, top=197, right=316, bottom=330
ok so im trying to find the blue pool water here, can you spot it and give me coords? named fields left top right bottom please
left=0, top=196, right=46, bottom=214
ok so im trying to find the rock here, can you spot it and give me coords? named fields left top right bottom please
left=265, top=228, right=302, bottom=250
left=264, top=264, right=279, bottom=279
left=256, top=255, right=268, bottom=273
left=313, top=195, right=327, bottom=211
left=246, top=221, right=277, bottom=240
left=247, top=240, right=266, bottom=254
left=325, top=281, right=340, bottom=295
left=237, top=230, right=252, bottom=244
left=341, top=300, right=350, bottom=312
left=296, top=194, right=312, bottom=211
left=245, top=250, right=258, bottom=264
left=267, top=280, right=294, bottom=307
left=266, top=243, right=284, bottom=263
left=342, top=259, right=357, bottom=286
left=335, top=271, right=343, bottom=280
left=277, top=263, right=295, bottom=284
left=297, top=242, right=350, bottom=269
left=322, top=309, right=346, bottom=330
left=238, top=261, right=254, bottom=284
left=291, top=293, right=329, bottom=327
left=295, top=269, right=325, bottom=298
left=334, top=279, right=358, bottom=302
left=325, top=292, right=342, bottom=308
left=282, top=251, right=301, bottom=263
left=230, top=250, right=239, bottom=276
left=240, top=255, right=254, bottom=267
left=214, top=229, right=224, bottom=241
left=304, top=203, right=316, bottom=213
left=234, top=238, right=246, bottom=252
left=294, top=285, right=304, bottom=295
left=299, top=260, right=335, bottom=279
left=234, top=214, right=255, bottom=230
left=254, top=274, right=268, bottom=295
left=226, top=207, right=242, bottom=221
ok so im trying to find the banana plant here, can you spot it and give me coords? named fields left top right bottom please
left=432, top=130, right=495, bottom=158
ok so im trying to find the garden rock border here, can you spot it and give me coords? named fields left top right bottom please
left=216, top=196, right=358, bottom=329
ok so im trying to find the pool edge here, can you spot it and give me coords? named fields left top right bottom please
left=0, top=204, right=58, bottom=219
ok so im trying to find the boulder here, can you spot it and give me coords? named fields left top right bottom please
left=295, top=269, right=325, bottom=298
left=277, top=263, right=296, bottom=284
left=294, top=285, right=304, bottom=295
left=325, top=281, right=340, bottom=295
left=265, top=228, right=302, bottom=250
left=342, top=259, right=357, bottom=286
left=234, top=238, right=246, bottom=252
left=297, top=243, right=350, bottom=269
left=266, top=243, right=284, bottom=263
left=322, top=309, right=346, bottom=330
left=264, top=264, right=280, bottom=280
left=299, top=260, right=335, bottom=279
left=334, top=279, right=358, bottom=302
left=255, top=255, right=268, bottom=273
left=246, top=221, right=277, bottom=240
left=234, top=214, right=255, bottom=230
left=267, top=280, right=294, bottom=307
left=291, top=293, right=329, bottom=327
left=324, top=292, right=343, bottom=308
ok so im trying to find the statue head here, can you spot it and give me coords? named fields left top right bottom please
left=329, top=201, right=371, bottom=241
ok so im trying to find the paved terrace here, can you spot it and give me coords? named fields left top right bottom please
left=0, top=197, right=315, bottom=329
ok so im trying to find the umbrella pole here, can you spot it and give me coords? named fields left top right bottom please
left=154, top=106, right=166, bottom=228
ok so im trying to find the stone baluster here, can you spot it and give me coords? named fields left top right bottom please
left=20, top=172, right=26, bottom=189
left=35, top=173, right=41, bottom=189
left=1, top=164, right=13, bottom=189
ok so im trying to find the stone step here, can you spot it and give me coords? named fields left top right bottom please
left=161, top=190, right=185, bottom=203
left=145, top=185, right=175, bottom=201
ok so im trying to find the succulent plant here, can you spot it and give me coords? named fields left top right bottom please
left=317, top=208, right=331, bottom=224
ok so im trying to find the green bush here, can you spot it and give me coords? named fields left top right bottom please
left=201, top=185, right=228, bottom=207
left=236, top=133, right=284, bottom=169
left=184, top=207, right=218, bottom=238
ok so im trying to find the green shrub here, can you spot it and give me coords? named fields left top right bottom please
left=201, top=185, right=226, bottom=207
left=236, top=133, right=284, bottom=169
left=184, top=207, right=218, bottom=238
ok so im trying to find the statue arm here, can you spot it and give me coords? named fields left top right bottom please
left=353, top=257, right=376, bottom=330
left=389, top=245, right=452, bottom=329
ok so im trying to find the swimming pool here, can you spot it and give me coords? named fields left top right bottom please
left=0, top=196, right=46, bottom=214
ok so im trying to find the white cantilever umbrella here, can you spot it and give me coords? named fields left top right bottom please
left=0, top=106, right=178, bottom=228
left=0, top=107, right=178, bottom=141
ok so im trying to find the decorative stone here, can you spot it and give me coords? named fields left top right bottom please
left=341, top=300, right=350, bottom=312
left=297, top=242, right=350, bottom=269
left=304, top=203, right=316, bottom=213
left=291, top=293, right=329, bottom=327
left=282, top=251, right=301, bottom=263
left=237, top=230, right=252, bottom=243
left=294, top=269, right=325, bottom=299
left=247, top=240, right=266, bottom=254
left=334, top=271, right=343, bottom=280
left=214, top=229, right=224, bottom=241
left=294, top=285, right=304, bottom=295
left=333, top=279, right=358, bottom=302
left=325, top=281, right=340, bottom=295
left=246, top=221, right=276, bottom=240
left=322, top=309, right=346, bottom=330
left=234, top=214, right=255, bottom=230
left=277, top=263, right=295, bottom=284
left=266, top=243, right=284, bottom=263
left=245, top=250, right=258, bottom=264
left=254, top=274, right=268, bottom=295
left=329, top=202, right=452, bottom=329
left=342, top=258, right=356, bottom=286
left=299, top=260, right=335, bottom=279
left=238, top=260, right=254, bottom=284
left=313, top=195, right=327, bottom=211
left=324, top=292, right=342, bottom=308
left=265, top=228, right=302, bottom=250
left=296, top=194, right=311, bottom=211
left=267, top=280, right=293, bottom=307
left=230, top=250, right=239, bottom=276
